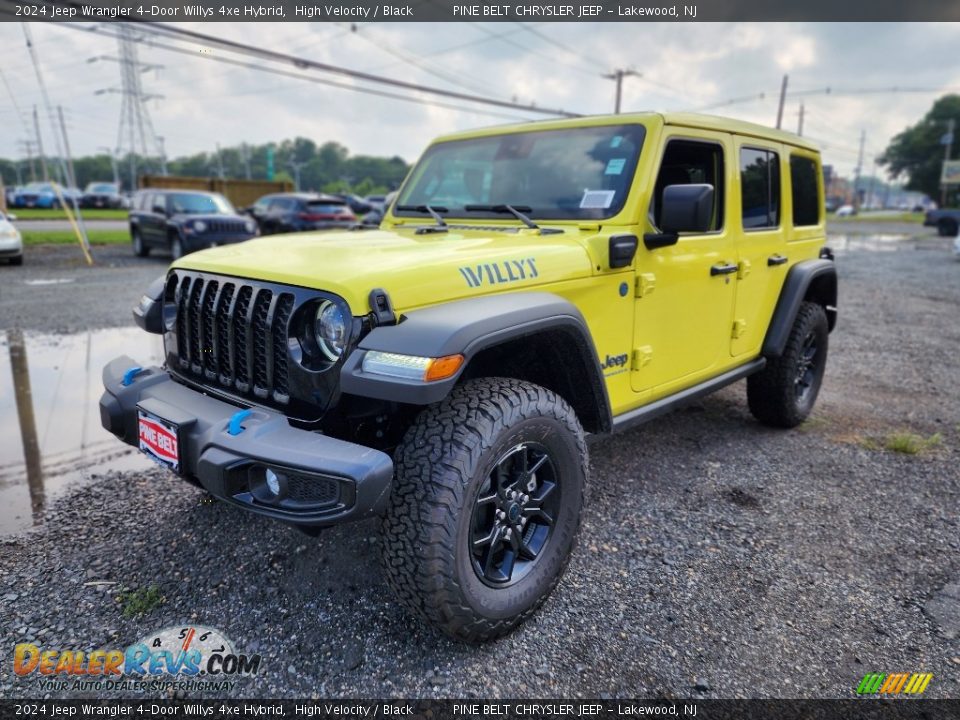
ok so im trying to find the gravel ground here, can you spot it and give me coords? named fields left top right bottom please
left=1, top=226, right=959, bottom=699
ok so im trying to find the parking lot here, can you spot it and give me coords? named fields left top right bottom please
left=1, top=222, right=958, bottom=699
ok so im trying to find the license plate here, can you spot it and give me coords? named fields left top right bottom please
left=137, top=408, right=181, bottom=472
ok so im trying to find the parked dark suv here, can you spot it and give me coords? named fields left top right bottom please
left=129, top=189, right=257, bottom=259
left=247, top=193, right=356, bottom=234
left=81, top=182, right=124, bottom=209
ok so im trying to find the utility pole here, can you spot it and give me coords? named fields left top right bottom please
left=241, top=143, right=252, bottom=180
left=215, top=143, right=225, bottom=179
left=853, top=129, right=866, bottom=212
left=157, top=136, right=168, bottom=176
left=99, top=146, right=120, bottom=185
left=18, top=140, right=36, bottom=182
left=32, top=106, right=49, bottom=182
left=941, top=118, right=955, bottom=208
left=797, top=103, right=805, bottom=137
left=288, top=160, right=305, bottom=191
left=57, top=106, right=77, bottom=188
left=775, top=74, right=789, bottom=129
left=603, top=68, right=639, bottom=114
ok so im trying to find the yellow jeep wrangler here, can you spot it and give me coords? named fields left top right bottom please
left=101, top=113, right=836, bottom=642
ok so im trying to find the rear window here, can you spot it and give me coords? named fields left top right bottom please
left=790, top=155, right=821, bottom=226
left=306, top=201, right=350, bottom=214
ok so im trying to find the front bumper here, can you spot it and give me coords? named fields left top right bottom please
left=99, top=355, right=394, bottom=527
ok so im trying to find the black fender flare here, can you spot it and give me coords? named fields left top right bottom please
left=340, top=291, right=612, bottom=432
left=762, top=259, right=838, bottom=358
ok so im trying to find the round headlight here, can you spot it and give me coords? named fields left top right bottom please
left=314, top=300, right=347, bottom=361
left=193, top=220, right=207, bottom=233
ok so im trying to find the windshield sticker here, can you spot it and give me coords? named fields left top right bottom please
left=580, top=189, right=616, bottom=209
left=610, top=136, right=623, bottom=148
left=605, top=158, right=626, bottom=175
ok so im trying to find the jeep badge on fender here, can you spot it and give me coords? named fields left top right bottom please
left=101, top=113, right=836, bottom=643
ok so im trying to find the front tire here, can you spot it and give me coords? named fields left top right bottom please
left=938, top=219, right=958, bottom=237
left=381, top=378, right=587, bottom=643
left=131, top=229, right=149, bottom=257
left=170, top=234, right=184, bottom=260
left=748, top=301, right=829, bottom=428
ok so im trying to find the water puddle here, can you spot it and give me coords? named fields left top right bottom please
left=828, top=233, right=915, bottom=253
left=0, top=327, right=164, bottom=536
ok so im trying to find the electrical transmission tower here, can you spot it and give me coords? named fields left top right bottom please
left=93, top=24, right=167, bottom=190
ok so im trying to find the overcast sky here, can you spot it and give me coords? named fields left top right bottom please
left=1, top=21, right=958, bottom=182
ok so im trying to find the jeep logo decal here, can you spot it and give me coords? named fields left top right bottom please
left=601, top=353, right=629, bottom=370
left=459, top=257, right=538, bottom=288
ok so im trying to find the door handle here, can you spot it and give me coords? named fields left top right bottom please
left=767, top=254, right=788, bottom=266
left=710, top=262, right=738, bottom=276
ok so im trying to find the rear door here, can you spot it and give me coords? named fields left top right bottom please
left=730, top=140, right=787, bottom=357
left=631, top=130, right=738, bottom=394
left=142, top=193, right=167, bottom=245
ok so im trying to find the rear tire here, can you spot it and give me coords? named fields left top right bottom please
left=131, top=229, right=149, bottom=257
left=748, top=301, right=829, bottom=428
left=381, top=377, right=587, bottom=643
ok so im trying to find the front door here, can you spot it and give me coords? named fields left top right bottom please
left=631, top=132, right=738, bottom=394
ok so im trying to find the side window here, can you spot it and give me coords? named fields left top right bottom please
left=651, top=139, right=725, bottom=232
left=790, top=155, right=820, bottom=226
left=269, top=198, right=292, bottom=211
left=253, top=197, right=272, bottom=213
left=740, top=147, right=781, bottom=229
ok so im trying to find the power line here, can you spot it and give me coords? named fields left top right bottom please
left=65, top=23, right=535, bottom=124
left=108, top=19, right=580, bottom=117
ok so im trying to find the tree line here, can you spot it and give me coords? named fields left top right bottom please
left=0, top=137, right=411, bottom=197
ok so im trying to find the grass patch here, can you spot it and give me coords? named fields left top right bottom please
left=21, top=229, right=129, bottom=246
left=882, top=431, right=942, bottom=455
left=828, top=211, right=924, bottom=224
left=117, top=585, right=164, bottom=619
left=10, top=208, right=128, bottom=220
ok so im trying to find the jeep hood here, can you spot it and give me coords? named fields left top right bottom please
left=171, top=227, right=595, bottom=314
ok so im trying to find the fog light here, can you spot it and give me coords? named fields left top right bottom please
left=265, top=468, right=281, bottom=496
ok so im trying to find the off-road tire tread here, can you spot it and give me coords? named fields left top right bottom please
left=748, top=301, right=828, bottom=428
left=381, top=377, right=587, bottom=644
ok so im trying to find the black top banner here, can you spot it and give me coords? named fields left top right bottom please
left=1, top=0, right=959, bottom=21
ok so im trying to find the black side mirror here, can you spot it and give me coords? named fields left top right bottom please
left=644, top=183, right=715, bottom=250
left=661, top=184, right=715, bottom=233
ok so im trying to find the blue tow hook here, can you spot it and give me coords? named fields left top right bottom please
left=121, top=366, right=145, bottom=387
left=227, top=409, right=253, bottom=436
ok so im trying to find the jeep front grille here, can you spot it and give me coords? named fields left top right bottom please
left=169, top=273, right=296, bottom=404
left=207, top=219, right=249, bottom=235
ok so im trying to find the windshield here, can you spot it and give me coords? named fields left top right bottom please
left=396, top=124, right=646, bottom=221
left=86, top=183, right=118, bottom=194
left=168, top=193, right=234, bottom=215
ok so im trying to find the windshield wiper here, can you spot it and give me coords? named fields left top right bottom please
left=395, top=204, right=448, bottom=233
left=464, top=204, right=539, bottom=230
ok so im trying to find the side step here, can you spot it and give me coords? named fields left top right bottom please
left=605, top=358, right=766, bottom=437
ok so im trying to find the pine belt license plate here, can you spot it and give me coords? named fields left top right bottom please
left=137, top=407, right=181, bottom=472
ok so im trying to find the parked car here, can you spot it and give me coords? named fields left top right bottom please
left=954, top=233, right=960, bottom=258
left=129, top=189, right=258, bottom=259
left=0, top=211, right=23, bottom=265
left=923, top=208, right=960, bottom=236
left=333, top=193, right=373, bottom=215
left=103, top=111, right=836, bottom=643
left=247, top=193, right=356, bottom=234
left=80, top=182, right=124, bottom=209
left=356, top=191, right=397, bottom=228
left=834, top=204, right=856, bottom=217
left=57, top=186, right=84, bottom=209
left=12, top=182, right=58, bottom=209
left=364, top=194, right=387, bottom=209
left=4, top=185, right=22, bottom=207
